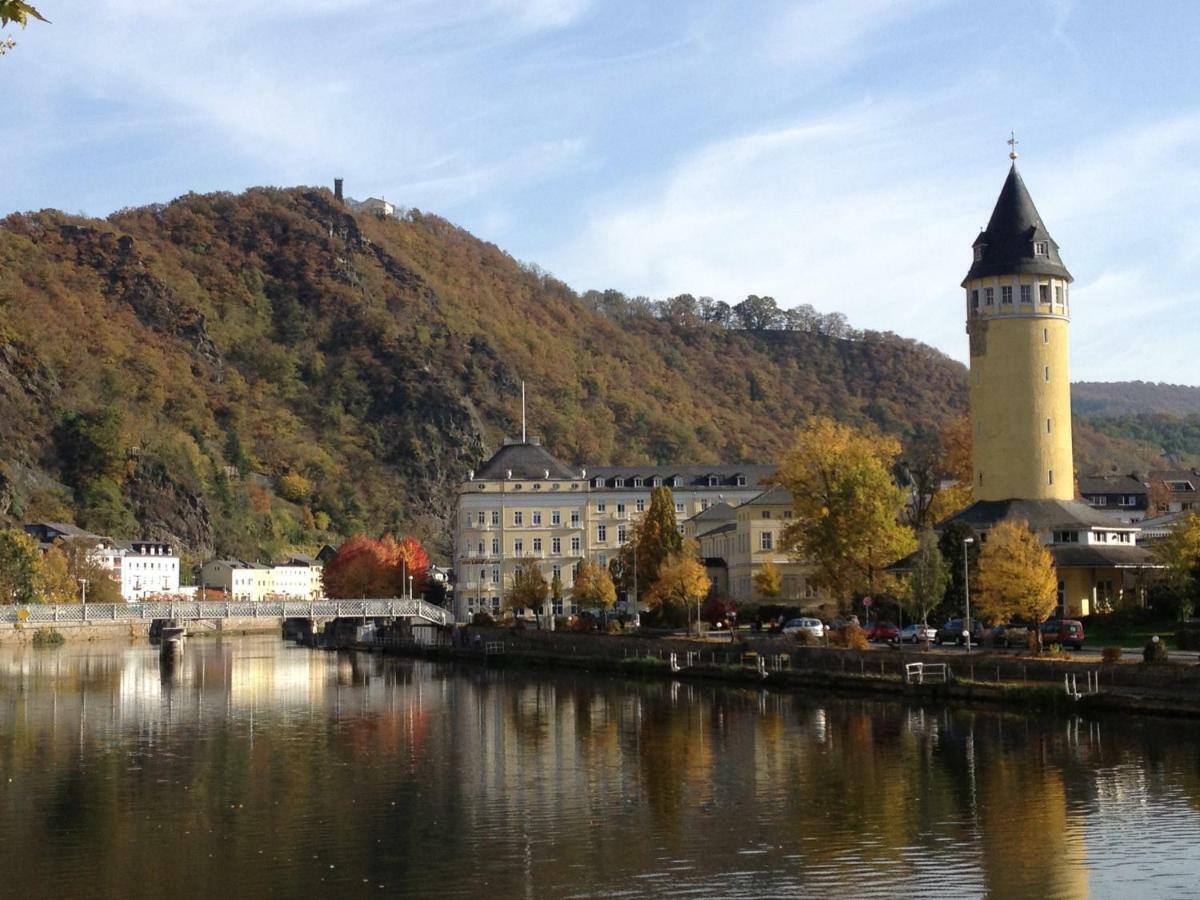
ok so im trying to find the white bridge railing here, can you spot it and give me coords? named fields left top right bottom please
left=0, top=598, right=452, bottom=627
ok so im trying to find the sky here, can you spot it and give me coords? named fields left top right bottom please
left=6, top=0, right=1200, bottom=383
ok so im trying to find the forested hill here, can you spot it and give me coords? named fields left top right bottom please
left=0, top=186, right=1176, bottom=562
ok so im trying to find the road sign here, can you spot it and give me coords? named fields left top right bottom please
left=862, top=596, right=873, bottom=608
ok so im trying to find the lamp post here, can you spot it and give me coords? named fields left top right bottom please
left=963, top=537, right=975, bottom=652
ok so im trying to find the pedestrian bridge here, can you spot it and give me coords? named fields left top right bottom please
left=0, top=598, right=453, bottom=627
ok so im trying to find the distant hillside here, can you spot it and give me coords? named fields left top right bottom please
left=1073, top=381, right=1200, bottom=417
left=0, top=188, right=970, bottom=561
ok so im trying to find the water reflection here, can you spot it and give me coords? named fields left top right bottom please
left=1, top=637, right=1199, bottom=898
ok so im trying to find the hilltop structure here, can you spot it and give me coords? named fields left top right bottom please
left=944, top=148, right=1156, bottom=615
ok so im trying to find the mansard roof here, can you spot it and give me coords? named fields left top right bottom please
left=473, top=440, right=580, bottom=481
left=963, top=164, right=1073, bottom=285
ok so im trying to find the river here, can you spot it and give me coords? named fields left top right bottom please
left=1, top=636, right=1199, bottom=898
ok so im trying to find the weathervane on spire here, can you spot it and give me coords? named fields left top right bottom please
left=1007, top=130, right=1019, bottom=161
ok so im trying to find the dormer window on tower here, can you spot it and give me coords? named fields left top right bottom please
left=1034, top=241, right=1048, bottom=256
left=974, top=245, right=985, bottom=261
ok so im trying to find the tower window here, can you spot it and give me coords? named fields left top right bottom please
left=1034, top=241, right=1049, bottom=256
left=1044, top=366, right=1050, bottom=382
left=978, top=473, right=984, bottom=487
left=1043, top=327, right=1049, bottom=344
left=974, top=245, right=985, bottom=261
left=1039, top=284, right=1050, bottom=304
left=1021, top=284, right=1032, bottom=304
left=984, top=287, right=994, bottom=306
left=1001, top=286, right=1013, bottom=304
left=1048, top=469, right=1054, bottom=486
left=1054, top=285, right=1063, bottom=304
left=971, top=289, right=979, bottom=310
left=1047, top=418, right=1052, bottom=433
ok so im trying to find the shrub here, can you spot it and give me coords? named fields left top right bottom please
left=606, top=620, right=624, bottom=635
left=1047, top=643, right=1064, bottom=658
left=1101, top=646, right=1123, bottom=664
left=471, top=611, right=495, bottom=627
left=32, top=627, right=65, bottom=647
left=617, top=656, right=669, bottom=674
left=830, top=623, right=868, bottom=651
left=1143, top=636, right=1169, bottom=664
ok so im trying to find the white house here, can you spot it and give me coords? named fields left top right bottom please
left=117, top=540, right=181, bottom=600
left=269, top=555, right=324, bottom=600
left=200, top=556, right=324, bottom=602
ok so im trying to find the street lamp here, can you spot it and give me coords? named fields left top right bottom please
left=963, top=537, right=975, bottom=652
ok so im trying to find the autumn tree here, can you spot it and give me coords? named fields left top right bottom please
left=1152, top=511, right=1200, bottom=619
left=905, top=414, right=973, bottom=528
left=899, top=530, right=949, bottom=626
left=0, top=529, right=41, bottom=604
left=0, top=1, right=46, bottom=57
left=776, top=417, right=917, bottom=608
left=57, top=537, right=122, bottom=603
left=644, top=541, right=711, bottom=635
left=36, top=545, right=77, bottom=603
left=570, top=559, right=616, bottom=613
left=504, top=556, right=549, bottom=622
left=753, top=560, right=782, bottom=601
left=322, top=534, right=430, bottom=598
left=630, top=487, right=683, bottom=601
left=973, top=520, right=1058, bottom=649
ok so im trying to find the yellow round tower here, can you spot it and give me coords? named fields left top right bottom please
left=963, top=153, right=1074, bottom=502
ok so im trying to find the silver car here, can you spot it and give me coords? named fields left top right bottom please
left=899, top=622, right=937, bottom=643
left=783, top=617, right=825, bottom=639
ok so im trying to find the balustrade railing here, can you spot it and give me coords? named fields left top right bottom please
left=0, top=598, right=451, bottom=627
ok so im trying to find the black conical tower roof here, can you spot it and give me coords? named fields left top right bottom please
left=962, top=164, right=1072, bottom=286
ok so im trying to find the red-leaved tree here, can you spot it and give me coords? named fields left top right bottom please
left=322, top=534, right=431, bottom=599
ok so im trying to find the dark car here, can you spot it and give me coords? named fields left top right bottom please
left=865, top=620, right=899, bottom=643
left=989, top=623, right=1033, bottom=650
left=1041, top=619, right=1085, bottom=650
left=936, top=618, right=985, bottom=646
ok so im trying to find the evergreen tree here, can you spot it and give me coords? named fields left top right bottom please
left=900, top=529, right=949, bottom=626
left=633, top=487, right=682, bottom=601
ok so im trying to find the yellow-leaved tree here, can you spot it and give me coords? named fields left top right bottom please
left=1152, top=511, right=1200, bottom=619
left=776, top=417, right=916, bottom=609
left=973, top=520, right=1058, bottom=650
left=36, top=545, right=78, bottom=603
left=504, top=556, right=550, bottom=623
left=752, top=560, right=782, bottom=602
left=644, top=540, right=711, bottom=635
left=570, top=559, right=616, bottom=612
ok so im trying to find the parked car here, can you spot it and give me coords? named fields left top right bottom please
left=782, top=617, right=825, bottom=639
left=1041, top=619, right=1085, bottom=650
left=936, top=618, right=985, bottom=646
left=990, top=623, right=1033, bottom=649
left=900, top=622, right=937, bottom=643
left=865, top=620, right=900, bottom=643
left=829, top=616, right=861, bottom=631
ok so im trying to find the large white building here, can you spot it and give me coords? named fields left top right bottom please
left=453, top=439, right=773, bottom=622
left=23, top=524, right=183, bottom=601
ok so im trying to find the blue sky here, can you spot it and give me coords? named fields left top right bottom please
left=6, top=0, right=1200, bottom=383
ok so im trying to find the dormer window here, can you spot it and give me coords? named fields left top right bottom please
left=671, top=477, right=681, bottom=487
left=593, top=477, right=604, bottom=488
left=1034, top=241, right=1048, bottom=256
left=707, top=476, right=718, bottom=487
left=652, top=476, right=662, bottom=487
left=614, top=478, right=624, bottom=488
left=974, top=245, right=985, bottom=261
left=633, top=477, right=643, bottom=488
left=736, top=476, right=747, bottom=486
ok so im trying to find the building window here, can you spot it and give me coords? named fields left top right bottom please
left=1034, top=241, right=1048, bottom=256
left=552, top=511, right=561, bottom=525
left=597, top=502, right=606, bottom=513
left=570, top=537, right=581, bottom=554
left=984, top=287, right=994, bottom=305
left=1055, top=285, right=1063, bottom=304
left=736, top=476, right=747, bottom=486
left=1046, top=418, right=1052, bottom=434
left=1044, top=366, right=1050, bottom=382
left=1048, top=469, right=1054, bottom=486
left=675, top=502, right=685, bottom=514
left=491, top=538, right=500, bottom=555
left=552, top=537, right=561, bottom=554
left=1043, top=327, right=1048, bottom=343
left=633, top=477, right=643, bottom=487
left=476, top=511, right=485, bottom=526
left=532, top=538, right=542, bottom=554
left=491, top=511, right=500, bottom=526
left=760, top=532, right=773, bottom=551
left=570, top=512, right=580, bottom=527
left=970, top=289, right=980, bottom=310
left=593, top=477, right=604, bottom=488
left=1039, top=283, right=1050, bottom=303
left=532, top=512, right=542, bottom=525
left=974, top=245, right=985, bottom=261
left=492, top=567, right=500, bottom=584
left=617, top=503, right=625, bottom=515
left=636, top=499, right=645, bottom=513
left=614, top=478, right=624, bottom=488
left=513, top=511, right=523, bottom=526
left=707, top=476, right=718, bottom=486
left=978, top=473, right=984, bottom=487
left=597, top=525, right=607, bottom=542
left=1090, top=495, right=1107, bottom=506
left=652, top=477, right=662, bottom=487
left=1001, top=285, right=1013, bottom=304
left=618, top=526, right=627, bottom=544
left=1022, top=285, right=1033, bottom=304
left=671, top=477, right=681, bottom=487
left=514, top=539, right=524, bottom=554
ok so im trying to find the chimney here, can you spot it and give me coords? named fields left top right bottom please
left=334, top=178, right=344, bottom=202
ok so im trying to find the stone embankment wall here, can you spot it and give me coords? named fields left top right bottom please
left=0, top=617, right=281, bottom=643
